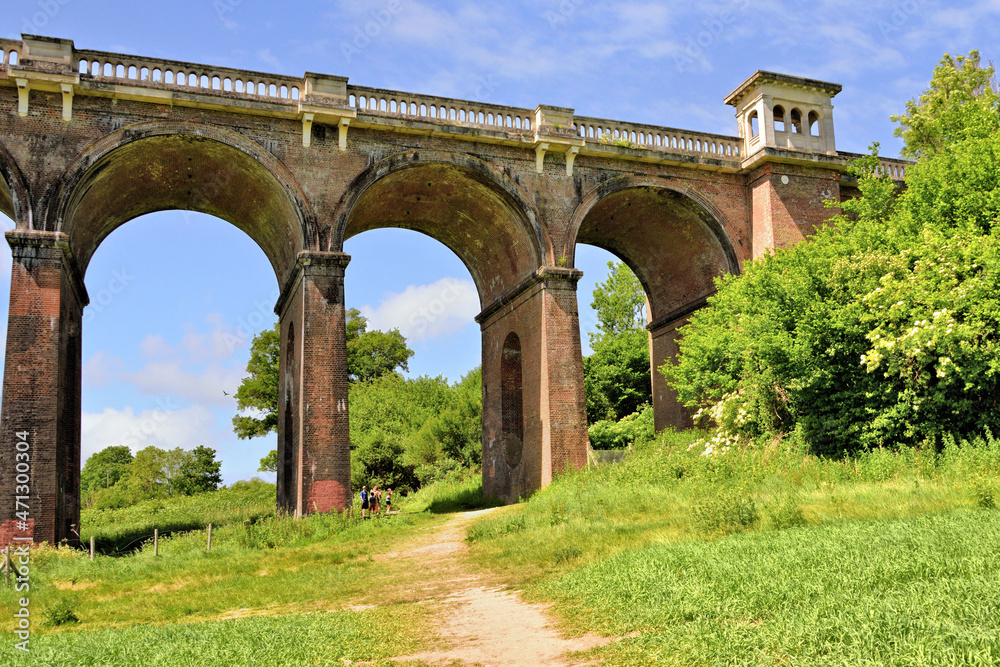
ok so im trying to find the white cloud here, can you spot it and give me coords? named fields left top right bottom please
left=139, top=334, right=173, bottom=358
left=139, top=321, right=243, bottom=363
left=360, top=277, right=479, bottom=342
left=81, top=404, right=217, bottom=461
left=257, top=48, right=282, bottom=69
left=122, top=361, right=245, bottom=407
left=82, top=351, right=123, bottom=387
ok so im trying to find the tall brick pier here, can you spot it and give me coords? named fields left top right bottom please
left=0, top=35, right=908, bottom=544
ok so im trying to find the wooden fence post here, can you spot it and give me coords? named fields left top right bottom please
left=154, top=528, right=158, bottom=557
left=90, top=536, right=95, bottom=561
left=207, top=523, right=212, bottom=551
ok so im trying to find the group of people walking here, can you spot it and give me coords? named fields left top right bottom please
left=359, top=485, right=392, bottom=518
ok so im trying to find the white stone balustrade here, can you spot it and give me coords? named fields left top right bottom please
left=0, top=39, right=22, bottom=67
left=74, top=49, right=303, bottom=103
left=574, top=116, right=741, bottom=159
left=348, top=85, right=534, bottom=132
left=876, top=159, right=908, bottom=180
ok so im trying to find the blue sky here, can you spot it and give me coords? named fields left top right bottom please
left=1, top=0, right=997, bottom=484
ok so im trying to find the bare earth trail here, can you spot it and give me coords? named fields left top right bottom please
left=366, top=508, right=611, bottom=666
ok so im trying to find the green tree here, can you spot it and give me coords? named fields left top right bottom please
left=258, top=449, right=278, bottom=473
left=346, top=309, right=414, bottom=383
left=117, top=446, right=189, bottom=501
left=232, top=324, right=280, bottom=440
left=583, top=261, right=652, bottom=424
left=233, top=310, right=414, bottom=440
left=173, top=445, right=223, bottom=495
left=589, top=260, right=647, bottom=342
left=892, top=51, right=999, bottom=160
left=350, top=432, right=418, bottom=493
left=80, top=445, right=133, bottom=493
left=584, top=330, right=651, bottom=423
left=408, top=367, right=483, bottom=469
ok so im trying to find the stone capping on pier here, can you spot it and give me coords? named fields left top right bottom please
left=1, top=35, right=909, bottom=180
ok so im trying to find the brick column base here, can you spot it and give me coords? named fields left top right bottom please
left=0, top=231, right=87, bottom=546
left=275, top=251, right=351, bottom=517
left=478, top=267, right=588, bottom=502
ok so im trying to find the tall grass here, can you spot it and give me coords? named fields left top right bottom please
left=0, top=489, right=442, bottom=641
left=467, top=428, right=1000, bottom=580
left=0, top=608, right=424, bottom=666
left=549, top=510, right=1000, bottom=665
left=464, top=428, right=1000, bottom=663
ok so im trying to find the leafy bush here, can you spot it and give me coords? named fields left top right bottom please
left=766, top=495, right=807, bottom=530
left=973, top=477, right=997, bottom=509
left=349, top=369, right=483, bottom=492
left=589, top=404, right=654, bottom=450
left=350, top=431, right=417, bottom=494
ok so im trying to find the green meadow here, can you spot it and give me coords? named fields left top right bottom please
left=1, top=434, right=998, bottom=665
left=465, top=430, right=1000, bottom=665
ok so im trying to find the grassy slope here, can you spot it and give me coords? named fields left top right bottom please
left=0, top=481, right=459, bottom=664
left=81, top=479, right=276, bottom=554
left=2, top=438, right=997, bottom=665
left=466, top=430, right=1000, bottom=665
left=552, top=510, right=1000, bottom=666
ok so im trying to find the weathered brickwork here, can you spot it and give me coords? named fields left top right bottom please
left=649, top=316, right=694, bottom=433
left=0, top=35, right=912, bottom=543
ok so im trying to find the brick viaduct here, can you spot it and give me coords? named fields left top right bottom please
left=0, top=35, right=909, bottom=545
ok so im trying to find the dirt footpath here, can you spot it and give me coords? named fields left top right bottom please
left=383, top=509, right=609, bottom=666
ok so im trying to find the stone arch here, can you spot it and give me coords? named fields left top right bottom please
left=333, top=150, right=549, bottom=307
left=569, top=176, right=741, bottom=431
left=568, top=176, right=739, bottom=325
left=47, top=120, right=314, bottom=282
left=0, top=140, right=30, bottom=227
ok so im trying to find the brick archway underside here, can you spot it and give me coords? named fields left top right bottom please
left=0, top=178, right=12, bottom=222
left=60, top=134, right=305, bottom=281
left=575, top=186, right=735, bottom=323
left=341, top=163, right=541, bottom=308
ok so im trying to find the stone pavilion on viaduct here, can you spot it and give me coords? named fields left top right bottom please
left=0, top=35, right=909, bottom=545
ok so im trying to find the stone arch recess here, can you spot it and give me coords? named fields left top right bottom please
left=46, top=120, right=315, bottom=282
left=0, top=140, right=30, bottom=227
left=567, top=175, right=740, bottom=324
left=500, top=331, right=524, bottom=469
left=568, top=175, right=741, bottom=432
left=332, top=150, right=550, bottom=308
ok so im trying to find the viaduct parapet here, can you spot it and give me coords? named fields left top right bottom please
left=0, top=34, right=910, bottom=545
